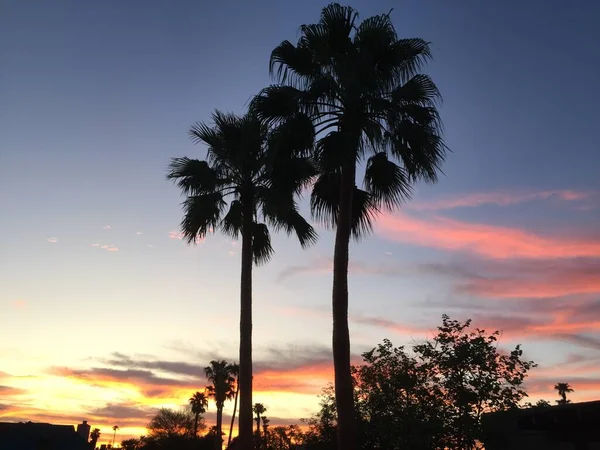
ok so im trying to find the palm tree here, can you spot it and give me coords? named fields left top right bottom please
left=253, top=403, right=266, bottom=436
left=555, top=382, right=574, bottom=405
left=112, top=425, right=119, bottom=447
left=252, top=5, right=447, bottom=449
left=204, top=360, right=236, bottom=450
left=189, top=390, right=209, bottom=436
left=90, top=428, right=101, bottom=449
left=167, top=110, right=317, bottom=450
left=227, top=363, right=240, bottom=448
left=261, top=416, right=270, bottom=450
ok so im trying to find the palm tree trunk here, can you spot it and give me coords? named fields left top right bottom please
left=216, top=407, right=223, bottom=450
left=332, top=160, right=357, bottom=450
left=228, top=379, right=239, bottom=448
left=238, top=199, right=254, bottom=450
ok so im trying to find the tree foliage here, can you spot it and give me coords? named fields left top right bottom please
left=301, top=316, right=536, bottom=450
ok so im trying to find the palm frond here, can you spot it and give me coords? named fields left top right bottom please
left=250, top=86, right=303, bottom=124
left=310, top=171, right=378, bottom=240
left=166, top=157, right=220, bottom=195
left=391, top=74, right=441, bottom=106
left=364, top=152, right=411, bottom=210
left=180, top=193, right=226, bottom=244
left=270, top=40, right=319, bottom=85
left=221, top=200, right=243, bottom=238
left=268, top=113, right=316, bottom=158
left=252, top=223, right=274, bottom=265
left=387, top=120, right=447, bottom=183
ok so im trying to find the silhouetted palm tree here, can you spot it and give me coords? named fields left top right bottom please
left=205, top=360, right=236, bottom=450
left=253, top=403, right=267, bottom=436
left=252, top=5, right=447, bottom=450
left=112, top=425, right=119, bottom=447
left=555, top=382, right=574, bottom=405
left=261, top=416, right=270, bottom=450
left=189, top=390, right=209, bottom=436
left=168, top=111, right=316, bottom=450
left=227, top=363, right=240, bottom=448
left=90, top=428, right=101, bottom=448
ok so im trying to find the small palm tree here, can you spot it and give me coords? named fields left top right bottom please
left=112, top=425, right=119, bottom=447
left=227, top=363, right=240, bottom=448
left=189, top=390, right=209, bottom=436
left=555, top=382, right=574, bottom=405
left=253, top=403, right=267, bottom=436
left=168, top=110, right=317, bottom=450
left=90, top=428, right=101, bottom=448
left=252, top=5, right=448, bottom=449
left=205, top=360, right=236, bottom=450
left=262, top=416, right=270, bottom=450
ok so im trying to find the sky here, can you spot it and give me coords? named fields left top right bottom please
left=1, top=0, right=600, bottom=445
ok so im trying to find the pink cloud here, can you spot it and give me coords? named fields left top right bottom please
left=376, top=212, right=600, bottom=259
left=91, top=243, right=100, bottom=247
left=168, top=231, right=183, bottom=240
left=411, top=189, right=593, bottom=211
left=100, top=245, right=119, bottom=252
left=103, top=225, right=112, bottom=230
left=46, top=237, right=57, bottom=243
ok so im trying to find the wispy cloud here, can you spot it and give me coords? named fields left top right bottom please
left=103, top=225, right=112, bottom=230
left=46, top=237, right=57, bottom=243
left=136, top=231, right=143, bottom=235
left=92, top=244, right=119, bottom=252
left=169, top=231, right=183, bottom=240
left=411, top=189, right=594, bottom=211
left=377, top=212, right=600, bottom=259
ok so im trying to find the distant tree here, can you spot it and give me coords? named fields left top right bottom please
left=168, top=111, right=316, bottom=450
left=524, top=399, right=552, bottom=408
left=189, top=390, right=209, bottom=436
left=227, top=363, right=240, bottom=448
left=147, top=408, right=195, bottom=439
left=121, top=438, right=139, bottom=450
left=253, top=403, right=267, bottom=435
left=555, top=382, right=574, bottom=405
left=90, top=428, right=101, bottom=448
left=205, top=360, right=236, bottom=449
left=262, top=417, right=270, bottom=449
left=112, top=426, right=120, bottom=447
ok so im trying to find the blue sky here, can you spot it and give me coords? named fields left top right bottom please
left=1, top=0, right=600, bottom=442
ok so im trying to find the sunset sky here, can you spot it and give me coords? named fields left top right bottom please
left=1, top=0, right=600, bottom=445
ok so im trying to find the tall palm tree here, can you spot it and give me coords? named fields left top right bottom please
left=261, top=416, right=270, bottom=450
left=253, top=403, right=266, bottom=435
left=168, top=111, right=317, bottom=450
left=227, top=363, right=240, bottom=448
left=204, top=360, right=236, bottom=450
left=112, top=425, right=119, bottom=447
left=555, top=382, right=574, bottom=405
left=252, top=5, right=447, bottom=450
left=189, top=390, right=209, bottom=436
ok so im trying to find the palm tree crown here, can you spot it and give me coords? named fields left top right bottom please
left=189, top=390, right=209, bottom=436
left=167, top=110, right=317, bottom=256
left=204, top=360, right=236, bottom=409
left=555, top=382, right=574, bottom=404
left=253, top=3, right=447, bottom=235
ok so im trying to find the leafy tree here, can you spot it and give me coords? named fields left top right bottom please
left=121, top=438, right=140, bottom=450
left=252, top=5, right=448, bottom=448
left=301, top=316, right=535, bottom=450
left=555, top=382, right=574, bottom=405
left=168, top=111, right=316, bottom=450
left=189, top=390, right=209, bottom=436
left=147, top=408, right=195, bottom=440
left=204, top=360, right=236, bottom=449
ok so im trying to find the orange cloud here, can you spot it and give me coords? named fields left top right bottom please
left=377, top=212, right=600, bottom=259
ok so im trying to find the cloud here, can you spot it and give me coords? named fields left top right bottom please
left=411, top=189, right=594, bottom=211
left=376, top=212, right=600, bottom=259
left=103, top=225, right=112, bottom=230
left=46, top=237, right=57, bottom=243
left=0, top=385, right=26, bottom=396
left=87, top=402, right=155, bottom=421
left=12, top=299, right=26, bottom=310
left=91, top=243, right=100, bottom=247
left=99, top=244, right=119, bottom=252
left=169, top=231, right=183, bottom=240
left=136, top=231, right=143, bottom=235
